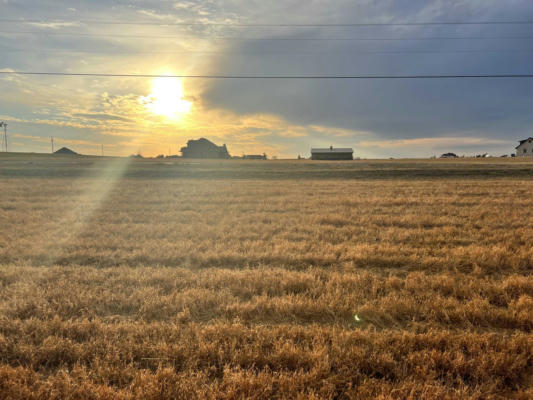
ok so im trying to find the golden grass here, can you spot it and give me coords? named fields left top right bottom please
left=0, top=156, right=532, bottom=399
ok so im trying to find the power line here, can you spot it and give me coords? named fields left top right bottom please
left=1, top=30, right=533, bottom=41
left=1, top=71, right=533, bottom=79
left=2, top=48, right=533, bottom=56
left=1, top=18, right=533, bottom=27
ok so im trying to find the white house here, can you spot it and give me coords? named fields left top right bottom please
left=516, top=138, right=533, bottom=157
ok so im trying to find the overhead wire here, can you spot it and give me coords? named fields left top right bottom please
left=1, top=18, right=533, bottom=27
left=2, top=48, right=533, bottom=56
left=1, top=71, right=533, bottom=79
left=1, top=17, right=532, bottom=80
left=1, top=30, right=533, bottom=41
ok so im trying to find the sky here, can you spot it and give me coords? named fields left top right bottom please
left=1, top=0, right=533, bottom=158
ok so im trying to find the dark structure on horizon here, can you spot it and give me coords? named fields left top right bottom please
left=180, top=138, right=230, bottom=159
left=54, top=147, right=77, bottom=155
left=311, top=146, right=353, bottom=160
left=243, top=153, right=267, bottom=160
left=440, top=152, right=458, bottom=158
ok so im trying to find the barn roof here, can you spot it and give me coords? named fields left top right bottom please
left=311, top=148, right=353, bottom=153
left=516, top=137, right=533, bottom=148
left=54, top=147, right=77, bottom=155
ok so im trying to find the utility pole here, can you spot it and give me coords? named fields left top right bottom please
left=0, top=122, right=7, bottom=152
left=101, top=144, right=104, bottom=157
left=50, top=136, right=54, bottom=153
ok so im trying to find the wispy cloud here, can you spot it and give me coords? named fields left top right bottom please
left=12, top=133, right=108, bottom=147
left=72, top=113, right=133, bottom=122
left=309, top=125, right=371, bottom=138
left=358, top=137, right=513, bottom=149
left=26, top=21, right=80, bottom=29
left=11, top=133, right=50, bottom=143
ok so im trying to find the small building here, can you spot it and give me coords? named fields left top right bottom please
left=243, top=154, right=267, bottom=160
left=54, top=147, right=77, bottom=155
left=516, top=138, right=533, bottom=157
left=440, top=152, right=458, bottom=158
left=311, top=146, right=353, bottom=160
left=180, top=138, right=230, bottom=159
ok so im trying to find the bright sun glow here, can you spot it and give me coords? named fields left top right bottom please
left=142, top=77, right=192, bottom=119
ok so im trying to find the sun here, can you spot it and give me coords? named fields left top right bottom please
left=141, top=77, right=192, bottom=119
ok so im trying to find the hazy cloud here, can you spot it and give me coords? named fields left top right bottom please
left=72, top=113, right=133, bottom=122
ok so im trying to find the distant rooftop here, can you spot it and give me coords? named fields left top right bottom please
left=516, top=137, right=533, bottom=148
left=54, top=147, right=77, bottom=155
left=311, top=147, right=353, bottom=153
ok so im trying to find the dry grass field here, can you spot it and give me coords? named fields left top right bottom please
left=0, top=154, right=532, bottom=399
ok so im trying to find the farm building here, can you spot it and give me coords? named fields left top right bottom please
left=54, top=147, right=77, bottom=155
left=516, top=138, right=533, bottom=157
left=440, top=152, right=458, bottom=158
left=311, top=146, right=353, bottom=160
left=243, top=154, right=267, bottom=160
left=180, top=138, right=231, bottom=159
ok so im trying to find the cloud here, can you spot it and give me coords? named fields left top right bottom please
left=309, top=125, right=371, bottom=138
left=278, top=129, right=307, bottom=138
left=173, top=2, right=195, bottom=11
left=356, top=136, right=518, bottom=158
left=1, top=0, right=533, bottom=157
left=12, top=133, right=106, bottom=147
left=136, top=9, right=178, bottom=21
left=26, top=21, right=80, bottom=29
left=359, top=137, right=512, bottom=148
left=12, top=133, right=50, bottom=143
left=202, top=0, right=533, bottom=154
left=72, top=113, right=133, bottom=122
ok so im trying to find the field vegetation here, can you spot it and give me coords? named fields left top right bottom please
left=0, top=154, right=532, bottom=399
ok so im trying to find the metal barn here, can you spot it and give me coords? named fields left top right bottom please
left=311, top=146, right=353, bottom=160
